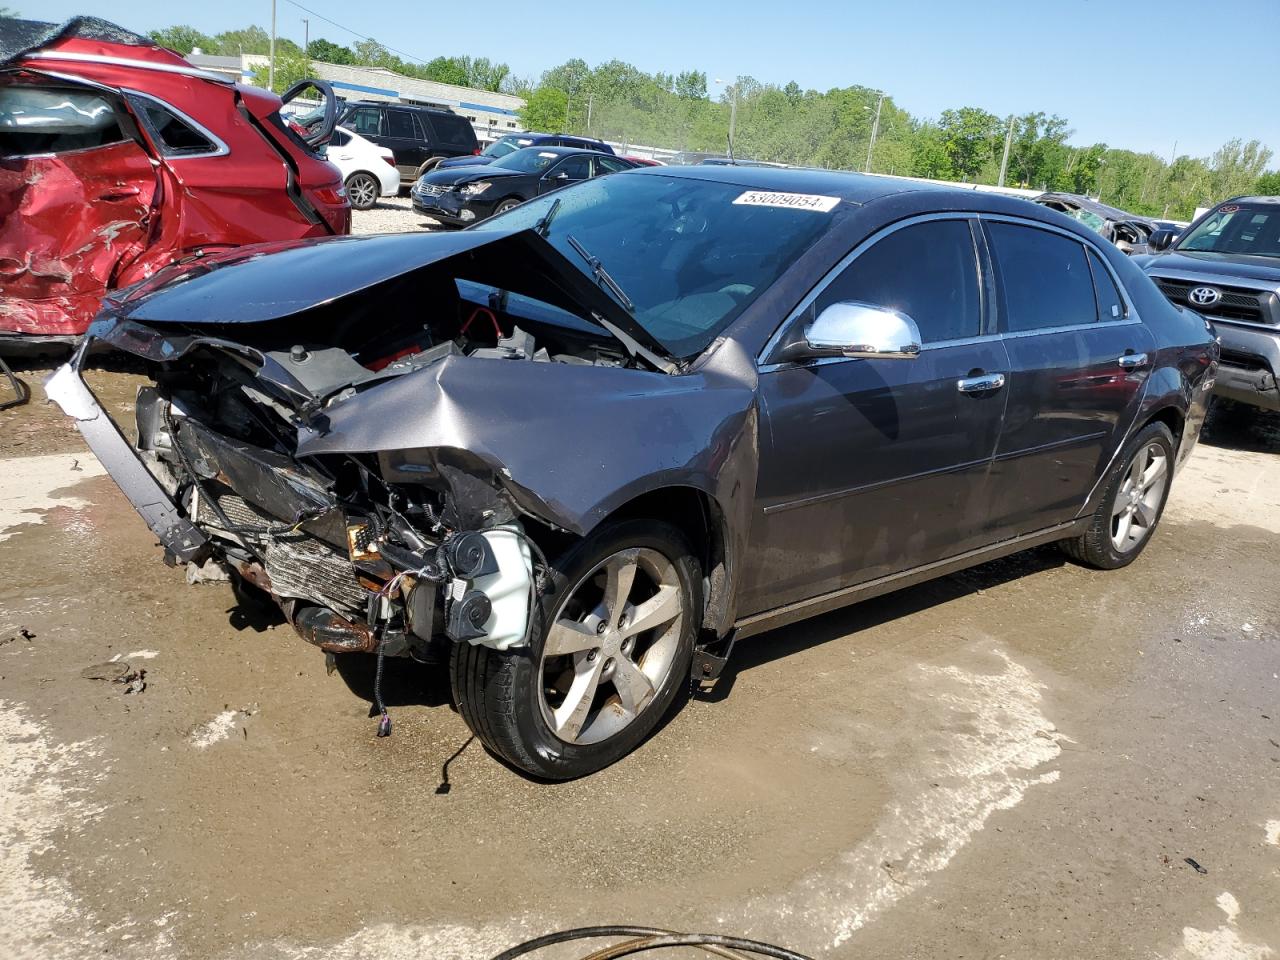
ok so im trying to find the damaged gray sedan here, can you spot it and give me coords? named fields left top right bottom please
left=48, top=167, right=1217, bottom=778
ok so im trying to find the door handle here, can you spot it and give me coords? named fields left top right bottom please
left=957, top=373, right=1006, bottom=394
left=1117, top=352, right=1149, bottom=369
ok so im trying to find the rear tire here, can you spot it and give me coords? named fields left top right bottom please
left=450, top=520, right=701, bottom=780
left=1060, top=421, right=1176, bottom=569
left=344, top=172, right=380, bottom=210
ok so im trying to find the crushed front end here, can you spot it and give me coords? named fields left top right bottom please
left=46, top=323, right=540, bottom=667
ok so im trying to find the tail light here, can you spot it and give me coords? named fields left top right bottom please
left=383, top=155, right=397, bottom=167
left=313, top=186, right=347, bottom=204
left=473, top=147, right=482, bottom=155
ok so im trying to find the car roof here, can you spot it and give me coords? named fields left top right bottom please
left=1225, top=196, right=1280, bottom=206
left=345, top=99, right=457, bottom=116
left=628, top=164, right=968, bottom=205
left=507, top=145, right=610, bottom=158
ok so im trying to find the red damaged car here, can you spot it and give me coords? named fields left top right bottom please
left=0, top=17, right=349, bottom=352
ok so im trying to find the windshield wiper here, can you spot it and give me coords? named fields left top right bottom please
left=565, top=234, right=635, bottom=312
left=533, top=198, right=561, bottom=237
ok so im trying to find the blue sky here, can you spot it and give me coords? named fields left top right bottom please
left=26, top=0, right=1280, bottom=162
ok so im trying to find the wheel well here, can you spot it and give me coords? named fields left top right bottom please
left=1143, top=405, right=1185, bottom=443
left=602, top=487, right=728, bottom=636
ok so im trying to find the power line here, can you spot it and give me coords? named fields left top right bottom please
left=279, top=0, right=435, bottom=66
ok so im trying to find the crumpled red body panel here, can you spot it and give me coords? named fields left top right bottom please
left=1, top=33, right=348, bottom=343
left=0, top=142, right=158, bottom=336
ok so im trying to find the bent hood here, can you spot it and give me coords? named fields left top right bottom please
left=96, top=228, right=674, bottom=367
left=1139, top=250, right=1280, bottom=284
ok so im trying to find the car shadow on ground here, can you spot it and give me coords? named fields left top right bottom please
left=699, top=545, right=1068, bottom=704
left=1201, top=399, right=1280, bottom=454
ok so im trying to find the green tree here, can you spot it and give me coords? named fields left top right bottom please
left=421, top=55, right=468, bottom=85
left=519, top=87, right=568, bottom=132
left=148, top=24, right=214, bottom=53
left=467, top=57, right=510, bottom=92
left=307, top=38, right=353, bottom=65
left=249, top=49, right=308, bottom=93
left=937, top=107, right=1002, bottom=181
left=0, top=7, right=20, bottom=16
left=212, top=25, right=273, bottom=55
left=674, top=70, right=706, bottom=100
left=1255, top=171, right=1280, bottom=195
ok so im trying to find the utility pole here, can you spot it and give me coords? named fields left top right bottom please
left=728, top=89, right=737, bottom=159
left=864, top=92, right=884, bottom=173
left=301, top=18, right=309, bottom=80
left=268, top=0, right=276, bottom=91
left=997, top=114, right=1014, bottom=187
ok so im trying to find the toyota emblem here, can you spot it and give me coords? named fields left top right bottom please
left=1188, top=285, right=1222, bottom=306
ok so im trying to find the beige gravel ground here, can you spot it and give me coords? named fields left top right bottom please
left=350, top=193, right=440, bottom=235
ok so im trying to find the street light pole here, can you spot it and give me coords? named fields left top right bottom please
left=268, top=0, right=276, bottom=91
left=301, top=18, right=309, bottom=80
left=864, top=92, right=884, bottom=173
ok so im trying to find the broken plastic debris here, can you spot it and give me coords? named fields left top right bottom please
left=1184, top=857, right=1208, bottom=875
left=81, top=661, right=131, bottom=681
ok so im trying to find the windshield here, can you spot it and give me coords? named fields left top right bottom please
left=490, top=147, right=566, bottom=173
left=484, top=135, right=533, bottom=158
left=469, top=173, right=842, bottom=358
left=1178, top=203, right=1280, bottom=258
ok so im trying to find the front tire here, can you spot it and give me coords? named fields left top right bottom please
left=450, top=520, right=701, bottom=780
left=1060, top=421, right=1175, bottom=569
left=493, top=197, right=523, bottom=215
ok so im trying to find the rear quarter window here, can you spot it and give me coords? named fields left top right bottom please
left=424, top=112, right=477, bottom=149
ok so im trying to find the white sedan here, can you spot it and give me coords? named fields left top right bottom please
left=325, top=126, right=399, bottom=210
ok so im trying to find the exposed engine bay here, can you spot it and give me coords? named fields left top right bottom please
left=122, top=295, right=652, bottom=661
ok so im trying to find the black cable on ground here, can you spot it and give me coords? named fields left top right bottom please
left=487, top=926, right=813, bottom=960
left=0, top=355, right=30, bottom=411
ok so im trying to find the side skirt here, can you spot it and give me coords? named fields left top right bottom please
left=730, top=518, right=1089, bottom=643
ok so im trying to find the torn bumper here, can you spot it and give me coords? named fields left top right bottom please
left=44, top=363, right=209, bottom=563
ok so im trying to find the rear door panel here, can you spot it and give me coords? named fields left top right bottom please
left=0, top=88, right=159, bottom=336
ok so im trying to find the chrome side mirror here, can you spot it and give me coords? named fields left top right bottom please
left=782, top=301, right=922, bottom=362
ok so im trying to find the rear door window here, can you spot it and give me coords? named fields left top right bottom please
left=347, top=107, right=382, bottom=138
left=1087, top=248, right=1126, bottom=321
left=815, top=218, right=982, bottom=344
left=0, top=85, right=127, bottom=156
left=385, top=109, right=415, bottom=140
left=986, top=221, right=1096, bottom=332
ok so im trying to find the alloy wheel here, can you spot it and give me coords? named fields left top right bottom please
left=1111, top=441, right=1169, bottom=552
left=538, top=548, right=685, bottom=746
left=347, top=174, right=378, bottom=209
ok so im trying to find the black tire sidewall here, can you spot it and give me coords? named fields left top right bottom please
left=495, top=198, right=522, bottom=214
left=501, top=520, right=701, bottom=779
left=1090, top=422, right=1177, bottom=567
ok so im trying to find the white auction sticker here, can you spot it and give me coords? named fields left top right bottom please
left=733, top=190, right=840, bottom=212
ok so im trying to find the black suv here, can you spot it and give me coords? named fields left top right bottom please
left=1137, top=196, right=1280, bottom=414
left=338, top=100, right=480, bottom=185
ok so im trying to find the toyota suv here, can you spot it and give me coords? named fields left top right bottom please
left=1137, top=196, right=1280, bottom=414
